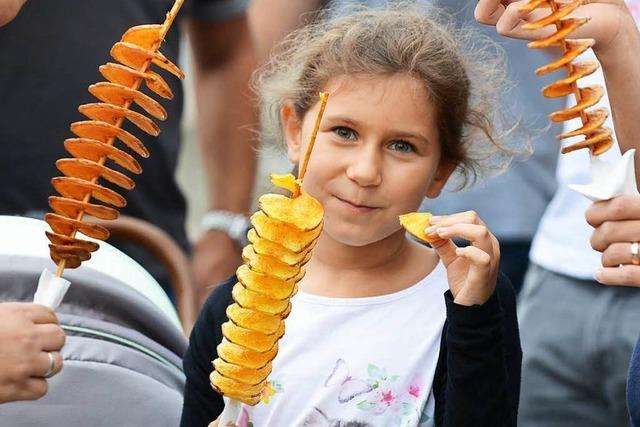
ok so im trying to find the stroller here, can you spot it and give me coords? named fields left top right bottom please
left=0, top=215, right=197, bottom=426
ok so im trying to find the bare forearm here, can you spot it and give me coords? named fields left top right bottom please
left=189, top=17, right=259, bottom=214
left=194, top=67, right=257, bottom=213
left=595, top=12, right=640, bottom=179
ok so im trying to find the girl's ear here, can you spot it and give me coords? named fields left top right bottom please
left=425, top=160, right=458, bottom=199
left=282, top=102, right=303, bottom=164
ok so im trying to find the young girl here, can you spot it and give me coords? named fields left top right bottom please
left=182, top=5, right=521, bottom=426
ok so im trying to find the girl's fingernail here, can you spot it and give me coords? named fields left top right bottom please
left=425, top=226, right=437, bottom=234
left=594, top=270, right=602, bottom=282
left=455, top=247, right=464, bottom=255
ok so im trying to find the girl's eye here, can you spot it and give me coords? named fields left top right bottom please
left=389, top=140, right=415, bottom=153
left=332, top=126, right=357, bottom=141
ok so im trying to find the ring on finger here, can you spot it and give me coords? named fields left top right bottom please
left=631, top=242, right=640, bottom=266
left=43, top=351, right=56, bottom=378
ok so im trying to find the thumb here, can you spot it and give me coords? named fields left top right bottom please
left=430, top=237, right=458, bottom=267
left=208, top=418, right=219, bottom=427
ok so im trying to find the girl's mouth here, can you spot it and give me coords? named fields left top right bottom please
left=334, top=196, right=379, bottom=213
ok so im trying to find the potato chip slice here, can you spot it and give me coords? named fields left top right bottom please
left=399, top=212, right=434, bottom=243
left=236, top=264, right=296, bottom=300
left=232, top=283, right=290, bottom=315
left=226, top=303, right=282, bottom=335
left=50, top=250, right=82, bottom=269
left=242, top=245, right=299, bottom=280
left=71, top=120, right=148, bottom=158
left=533, top=37, right=593, bottom=74
left=561, top=128, right=613, bottom=155
left=251, top=211, right=321, bottom=253
left=259, top=191, right=323, bottom=231
left=556, top=108, right=608, bottom=140
left=64, top=138, right=142, bottom=174
left=522, top=0, right=580, bottom=30
left=89, top=82, right=167, bottom=120
left=541, top=61, right=599, bottom=98
left=56, top=158, right=134, bottom=190
left=221, top=321, right=284, bottom=353
left=246, top=229, right=311, bottom=266
left=52, top=176, right=126, bottom=208
left=518, top=0, right=549, bottom=13
left=212, top=357, right=272, bottom=386
left=121, top=24, right=163, bottom=49
left=280, top=301, right=293, bottom=319
left=79, top=102, right=160, bottom=136
left=49, top=196, right=119, bottom=221
left=270, top=173, right=299, bottom=193
left=111, top=42, right=185, bottom=79
left=45, top=231, right=100, bottom=253
left=549, top=86, right=604, bottom=122
left=45, top=213, right=109, bottom=240
left=99, top=63, right=173, bottom=100
left=217, top=338, right=278, bottom=370
left=210, top=370, right=267, bottom=396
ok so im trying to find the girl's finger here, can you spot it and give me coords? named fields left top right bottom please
left=595, top=265, right=640, bottom=286
left=432, top=223, right=494, bottom=254
left=495, top=1, right=554, bottom=40
left=475, top=0, right=507, bottom=25
left=455, top=246, right=493, bottom=268
left=429, top=210, right=487, bottom=228
left=430, top=238, right=459, bottom=268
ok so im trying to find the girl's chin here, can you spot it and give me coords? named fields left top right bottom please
left=321, top=225, right=404, bottom=248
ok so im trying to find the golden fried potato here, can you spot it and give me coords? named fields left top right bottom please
left=49, top=196, right=119, bottom=221
left=52, top=176, right=126, bottom=208
left=399, top=212, right=434, bottom=243
left=79, top=102, right=160, bottom=136
left=89, top=82, right=167, bottom=120
left=64, top=138, right=142, bottom=174
left=56, top=158, right=134, bottom=190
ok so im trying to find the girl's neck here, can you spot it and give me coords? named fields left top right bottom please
left=300, top=229, right=439, bottom=298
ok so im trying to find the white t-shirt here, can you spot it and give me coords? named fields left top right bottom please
left=530, top=1, right=640, bottom=279
left=238, top=262, right=449, bottom=427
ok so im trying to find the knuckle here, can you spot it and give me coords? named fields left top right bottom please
left=609, top=197, right=627, bottom=217
left=31, top=381, right=48, bottom=400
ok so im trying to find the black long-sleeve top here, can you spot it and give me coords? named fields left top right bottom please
left=180, top=273, right=521, bottom=426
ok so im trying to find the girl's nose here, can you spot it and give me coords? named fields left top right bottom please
left=345, top=146, right=382, bottom=187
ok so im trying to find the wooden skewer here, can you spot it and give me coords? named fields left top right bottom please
left=295, top=92, right=329, bottom=197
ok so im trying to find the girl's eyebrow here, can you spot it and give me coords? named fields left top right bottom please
left=325, top=115, right=361, bottom=128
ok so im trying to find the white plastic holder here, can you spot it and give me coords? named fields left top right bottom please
left=218, top=398, right=241, bottom=426
left=33, top=269, right=71, bottom=310
left=569, top=149, right=640, bottom=201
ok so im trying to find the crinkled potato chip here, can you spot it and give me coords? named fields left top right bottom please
left=49, top=196, right=119, bottom=221
left=247, top=229, right=311, bottom=266
left=251, top=211, right=321, bottom=253
left=259, top=190, right=323, bottom=231
left=226, top=304, right=283, bottom=335
left=232, top=282, right=290, bottom=315
left=221, top=321, right=284, bottom=353
left=52, top=177, right=126, bottom=208
left=216, top=338, right=278, bottom=370
left=89, top=82, right=167, bottom=120
left=212, top=357, right=272, bottom=386
left=399, top=212, right=434, bottom=243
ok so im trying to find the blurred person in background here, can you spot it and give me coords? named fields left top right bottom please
left=0, top=0, right=258, bottom=307
left=0, top=3, right=65, bottom=405
left=587, top=195, right=640, bottom=425
left=476, top=0, right=640, bottom=425
left=249, top=0, right=562, bottom=294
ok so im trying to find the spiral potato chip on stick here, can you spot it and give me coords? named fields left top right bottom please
left=211, top=93, right=329, bottom=416
left=44, top=0, right=185, bottom=277
left=520, top=0, right=614, bottom=156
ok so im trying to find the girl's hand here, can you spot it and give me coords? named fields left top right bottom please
left=426, top=211, right=500, bottom=306
left=586, top=195, right=640, bottom=286
left=474, top=0, right=635, bottom=55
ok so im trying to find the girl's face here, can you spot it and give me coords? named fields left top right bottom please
left=284, top=73, right=455, bottom=247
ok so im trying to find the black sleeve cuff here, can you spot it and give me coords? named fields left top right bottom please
left=444, top=288, right=502, bottom=328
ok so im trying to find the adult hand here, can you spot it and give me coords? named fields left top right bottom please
left=0, top=0, right=26, bottom=26
left=0, top=303, right=65, bottom=403
left=474, top=0, right=634, bottom=54
left=191, top=230, right=242, bottom=307
left=426, top=211, right=501, bottom=306
left=587, top=195, right=640, bottom=286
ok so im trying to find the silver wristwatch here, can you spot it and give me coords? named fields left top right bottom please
left=199, top=210, right=250, bottom=247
